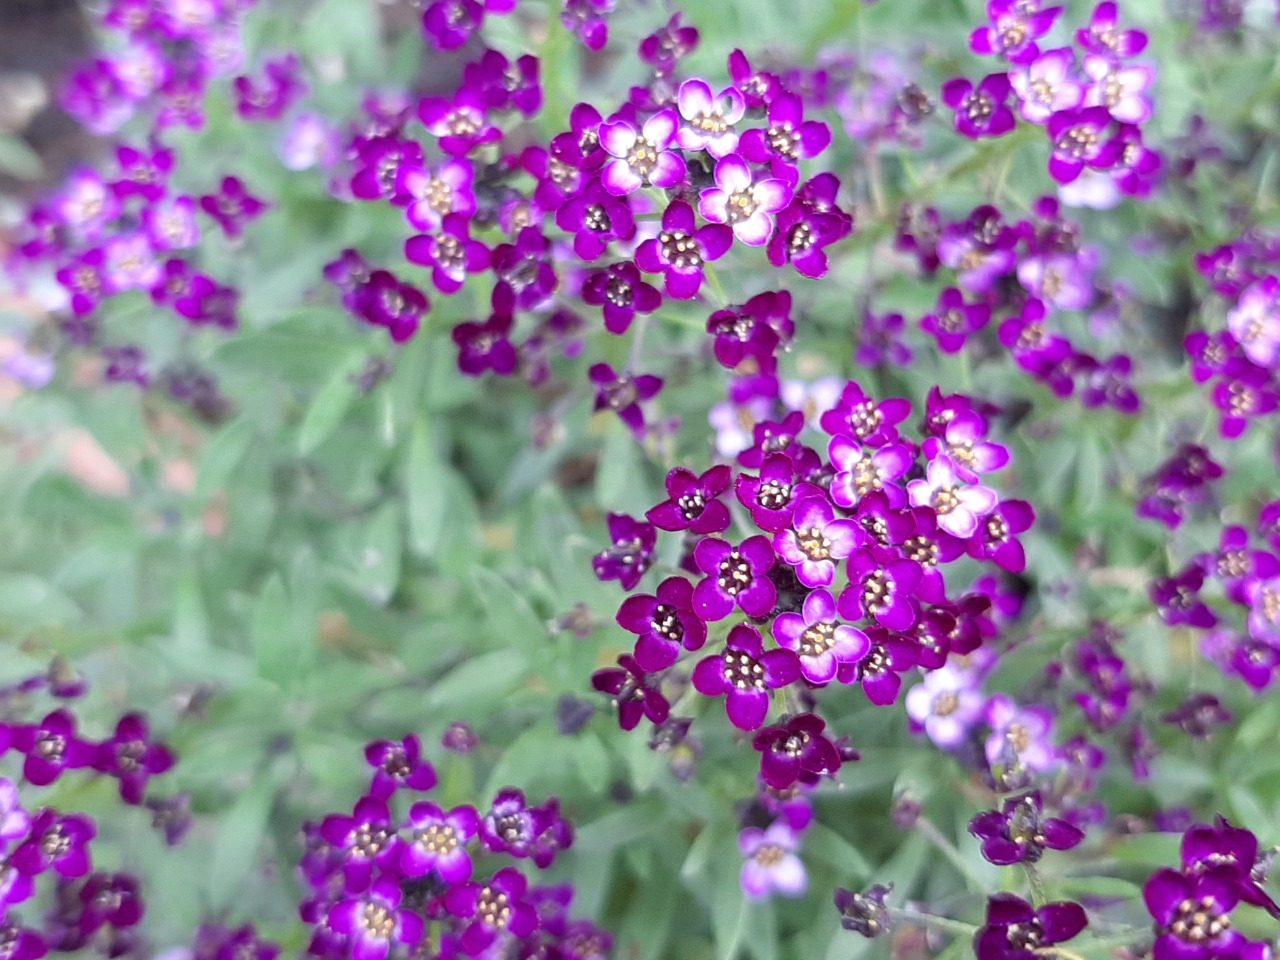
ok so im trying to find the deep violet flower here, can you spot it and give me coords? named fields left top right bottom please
left=591, top=511, right=656, bottom=590
left=452, top=284, right=518, bottom=376
left=581, top=261, right=662, bottom=334
left=974, top=893, right=1087, bottom=960
left=692, top=536, right=778, bottom=621
left=739, top=93, right=832, bottom=164
left=588, top=363, right=663, bottom=437
left=616, top=576, right=708, bottom=672
left=591, top=654, right=670, bottom=731
left=1047, top=107, right=1120, bottom=183
left=11, top=710, right=95, bottom=786
left=707, top=290, right=795, bottom=371
left=828, top=434, right=913, bottom=508
left=943, top=73, right=1017, bottom=139
left=634, top=200, right=732, bottom=299
left=698, top=154, right=792, bottom=247
left=445, top=867, right=539, bottom=954
left=970, top=0, right=1064, bottom=65
left=839, top=550, right=922, bottom=632
left=364, top=734, right=437, bottom=798
left=969, top=792, right=1084, bottom=865
left=691, top=624, right=800, bottom=730
left=199, top=177, right=268, bottom=238
left=907, top=457, right=998, bottom=539
left=405, top=213, right=491, bottom=295
left=398, top=158, right=476, bottom=232
left=646, top=465, right=733, bottom=535
left=1144, top=867, right=1261, bottom=960
left=752, top=712, right=844, bottom=789
left=94, top=713, right=175, bottom=804
left=555, top=178, right=636, bottom=261
left=1077, top=2, right=1149, bottom=58
left=772, top=588, right=870, bottom=685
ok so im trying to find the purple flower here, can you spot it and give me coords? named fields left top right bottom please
left=12, top=710, right=94, bottom=786
left=480, top=788, right=540, bottom=858
left=617, top=576, right=708, bottom=671
left=419, top=89, right=502, bottom=156
left=561, top=0, right=613, bottom=52
left=970, top=0, right=1063, bottom=64
left=647, top=466, right=733, bottom=535
left=363, top=734, right=437, bottom=799
left=738, top=821, right=807, bottom=899
left=707, top=291, right=794, bottom=372
left=752, top=713, right=844, bottom=789
left=591, top=654, right=670, bottom=730
left=589, top=363, right=663, bottom=437
left=1245, top=574, right=1280, bottom=645
left=398, top=158, right=476, bottom=232
left=739, top=93, right=832, bottom=164
left=1083, top=54, right=1154, bottom=124
left=819, top=382, right=911, bottom=447
left=904, top=663, right=985, bottom=748
left=328, top=877, right=424, bottom=960
left=943, top=73, right=1016, bottom=139
left=1151, top=565, right=1217, bottom=629
left=111, top=144, right=173, bottom=201
left=773, top=496, right=863, bottom=588
left=675, top=79, right=745, bottom=158
left=405, top=212, right=490, bottom=295
left=634, top=200, right=732, bottom=299
left=1009, top=48, right=1083, bottom=123
left=828, top=434, right=913, bottom=509
left=698, top=154, right=792, bottom=247
left=1047, top=107, right=1119, bottom=183
left=692, top=536, right=778, bottom=621
left=350, top=135, right=423, bottom=202
left=421, top=0, right=484, bottom=50
left=556, top=178, right=636, bottom=261
left=984, top=695, right=1056, bottom=774
left=591, top=511, right=656, bottom=590
left=735, top=453, right=823, bottom=532
left=233, top=54, right=305, bottom=121
left=94, top=713, right=175, bottom=804
left=319, top=794, right=401, bottom=889
left=840, top=550, right=921, bottom=632
left=921, top=411, right=1009, bottom=482
left=144, top=195, right=200, bottom=250
left=1227, top=276, right=1280, bottom=368
left=199, top=177, right=268, bottom=238
left=581, top=261, right=662, bottom=334
left=638, top=13, right=699, bottom=74
left=598, top=110, right=684, bottom=195
left=728, top=48, right=783, bottom=109
left=969, top=499, right=1036, bottom=572
left=974, top=893, right=1087, bottom=960
left=12, top=810, right=95, bottom=879
left=492, top=227, right=559, bottom=309
left=1144, top=867, right=1257, bottom=960
left=692, top=624, right=799, bottom=731
left=453, top=284, right=518, bottom=377
left=906, top=457, right=998, bottom=539
left=445, top=867, right=539, bottom=954
left=1077, top=2, right=1149, bottom=58
left=772, top=588, right=870, bottom=685
left=0, top=780, right=31, bottom=855
left=969, top=792, right=1084, bottom=865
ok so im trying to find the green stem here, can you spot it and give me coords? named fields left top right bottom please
left=1076, top=929, right=1154, bottom=956
left=916, top=816, right=989, bottom=892
left=703, top=263, right=728, bottom=307
left=887, top=907, right=979, bottom=939
left=1025, top=862, right=1046, bottom=907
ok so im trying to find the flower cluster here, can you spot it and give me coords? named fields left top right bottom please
left=954, top=1, right=1161, bottom=201
left=0, top=663, right=177, bottom=959
left=297, top=735, right=610, bottom=960
left=591, top=379, right=1032, bottom=790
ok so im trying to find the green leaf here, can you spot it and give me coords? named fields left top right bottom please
left=352, top=502, right=402, bottom=605
left=470, top=567, right=546, bottom=646
left=298, top=360, right=361, bottom=455
left=712, top=870, right=748, bottom=960
left=251, top=573, right=292, bottom=685
left=804, top=823, right=873, bottom=879
left=1053, top=876, right=1143, bottom=900
left=574, top=730, right=611, bottom=794
left=573, top=798, right=668, bottom=852
left=0, top=575, right=80, bottom=626
left=0, top=133, right=42, bottom=180
left=425, top=649, right=530, bottom=715
left=194, top=418, right=256, bottom=500
left=406, top=417, right=448, bottom=558
left=206, top=763, right=285, bottom=911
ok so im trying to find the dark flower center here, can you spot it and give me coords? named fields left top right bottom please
left=678, top=491, right=707, bottom=519
left=986, top=516, right=1010, bottom=544
left=425, top=176, right=452, bottom=213
left=659, top=230, right=703, bottom=269
left=717, top=552, right=753, bottom=596
left=722, top=649, right=766, bottom=690
left=651, top=603, right=683, bottom=642
left=780, top=732, right=810, bottom=756
left=847, top=402, right=883, bottom=439
left=787, top=221, right=815, bottom=255
left=904, top=535, right=938, bottom=567
left=756, top=479, right=792, bottom=510
left=35, top=732, right=66, bottom=762
left=1057, top=126, right=1099, bottom=159
left=585, top=204, right=611, bottom=232
left=964, top=92, right=995, bottom=123
left=1004, top=920, right=1044, bottom=951
left=353, top=823, right=391, bottom=858
left=605, top=275, right=634, bottom=307
left=436, top=234, right=465, bottom=272
left=494, top=813, right=526, bottom=843
left=933, top=485, right=962, bottom=515
left=725, top=188, right=759, bottom=224
left=862, top=570, right=893, bottom=614
left=41, top=825, right=71, bottom=859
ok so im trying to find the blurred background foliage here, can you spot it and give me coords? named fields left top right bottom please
left=1, top=0, right=1279, bottom=957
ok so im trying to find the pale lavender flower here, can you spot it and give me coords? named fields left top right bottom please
left=739, top=821, right=808, bottom=899
left=1016, top=250, right=1097, bottom=311
left=1083, top=55, right=1154, bottom=124
left=0, top=779, right=31, bottom=855
left=676, top=79, right=745, bottom=158
left=1227, top=276, right=1280, bottom=368
left=905, top=663, right=985, bottom=748
left=1009, top=48, right=1083, bottom=123
left=984, top=694, right=1057, bottom=773
left=599, top=110, right=685, bottom=195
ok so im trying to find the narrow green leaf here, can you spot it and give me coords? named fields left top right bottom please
left=298, top=362, right=360, bottom=455
left=712, top=871, right=748, bottom=960
left=251, top=573, right=292, bottom=685
left=206, top=767, right=281, bottom=911
left=470, top=567, right=546, bottom=645
left=194, top=418, right=256, bottom=500
left=406, top=417, right=448, bottom=557
left=353, top=502, right=402, bottom=605
left=425, top=649, right=530, bottom=715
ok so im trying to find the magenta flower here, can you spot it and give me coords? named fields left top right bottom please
left=1227, top=276, right=1280, bottom=367
left=692, top=536, right=778, bottom=621
left=970, top=792, right=1084, bottom=865
left=598, top=110, right=684, bottom=195
left=828, top=434, right=913, bottom=510
left=943, top=73, right=1016, bottom=139
left=329, top=877, right=424, bottom=960
left=418, top=89, right=502, bottom=156
left=772, top=588, right=870, bottom=685
left=739, top=93, right=832, bottom=164
left=94, top=713, right=175, bottom=804
left=969, top=499, right=1036, bottom=572
left=352, top=270, right=428, bottom=343
left=706, top=290, right=794, bottom=372
left=445, top=867, right=539, bottom=954
left=492, top=227, right=559, bottom=309
left=691, top=624, right=799, bottom=730
left=350, top=135, right=423, bottom=202
left=12, top=710, right=94, bottom=786
left=1077, top=2, right=1149, bottom=58
left=634, top=200, right=732, bottom=299
left=905, top=663, right=985, bottom=748
left=907, top=457, right=998, bottom=538
left=773, top=496, right=863, bottom=588
left=404, top=212, right=490, bottom=295
left=738, top=821, right=807, bottom=899
left=675, top=79, right=745, bottom=158
left=647, top=465, right=733, bottom=535
left=591, top=654, right=670, bottom=730
left=111, top=144, right=174, bottom=201
left=555, top=178, right=636, bottom=261
left=581, top=261, right=662, bottom=334
left=617, top=576, right=708, bottom=671
left=1144, top=868, right=1257, bottom=960
left=728, top=48, right=783, bottom=109
left=561, top=0, right=613, bottom=52
left=320, top=794, right=401, bottom=889
left=589, top=363, right=663, bottom=437
left=591, top=511, right=656, bottom=589
left=1083, top=54, right=1154, bottom=124
left=233, top=53, right=305, bottom=121
left=364, top=734, right=437, bottom=798
left=969, top=0, right=1063, bottom=64
left=453, top=288, right=517, bottom=376
left=921, top=287, right=991, bottom=354
left=819, top=382, right=911, bottom=447
left=698, top=154, right=792, bottom=247
left=400, top=802, right=479, bottom=882
left=144, top=195, right=200, bottom=250
left=638, top=13, right=699, bottom=73
left=1047, top=107, right=1120, bottom=183
left=199, top=177, right=268, bottom=239
left=984, top=695, right=1056, bottom=773
left=398, top=158, right=476, bottom=232
left=921, top=411, right=1009, bottom=481
left=735, top=452, right=824, bottom=532
left=839, top=550, right=922, bottom=631
left=421, top=0, right=484, bottom=50
left=975, top=893, right=1087, bottom=960
left=752, top=713, right=844, bottom=789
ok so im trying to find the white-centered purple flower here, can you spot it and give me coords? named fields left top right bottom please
left=598, top=109, right=685, bottom=195
left=905, top=663, right=985, bottom=748
left=1083, top=54, right=1154, bottom=124
left=907, top=457, right=999, bottom=539
left=1009, top=47, right=1083, bottom=123
left=773, top=496, right=863, bottom=588
left=328, top=877, right=424, bottom=960
left=772, top=588, right=870, bottom=685
left=691, top=623, right=799, bottom=731
left=698, top=155, right=793, bottom=247
left=739, top=821, right=807, bottom=900
left=400, top=801, right=479, bottom=882
left=920, top=411, right=1009, bottom=482
left=1227, top=276, right=1280, bottom=368
left=0, top=779, right=30, bottom=856
left=828, top=434, right=914, bottom=509
left=1047, top=107, right=1120, bottom=184
left=675, top=79, right=745, bottom=158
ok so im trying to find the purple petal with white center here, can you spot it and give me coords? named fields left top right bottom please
left=715, top=155, right=754, bottom=193
left=733, top=212, right=774, bottom=246
left=598, top=120, right=637, bottom=156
